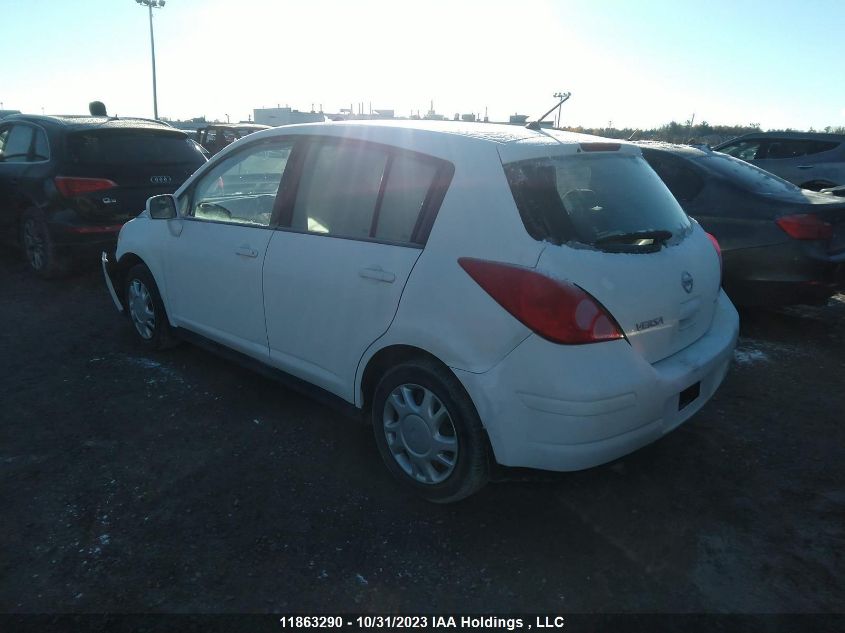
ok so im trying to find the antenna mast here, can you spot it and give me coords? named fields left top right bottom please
left=527, top=91, right=571, bottom=130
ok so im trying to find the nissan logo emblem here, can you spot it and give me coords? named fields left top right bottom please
left=681, top=271, right=694, bottom=294
left=150, top=175, right=172, bottom=184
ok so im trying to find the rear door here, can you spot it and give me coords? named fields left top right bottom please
left=505, top=149, right=721, bottom=364
left=263, top=137, right=451, bottom=400
left=62, top=129, right=207, bottom=223
left=163, top=138, right=296, bottom=360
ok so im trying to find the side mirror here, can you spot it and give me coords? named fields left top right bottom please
left=147, top=194, right=177, bottom=219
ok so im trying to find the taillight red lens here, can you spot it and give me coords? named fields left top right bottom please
left=54, top=176, right=118, bottom=197
left=706, top=232, right=722, bottom=282
left=776, top=214, right=833, bottom=240
left=458, top=258, right=624, bottom=345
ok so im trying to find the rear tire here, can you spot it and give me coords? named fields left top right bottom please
left=20, top=209, right=69, bottom=278
left=124, top=263, right=178, bottom=350
left=372, top=359, right=490, bottom=503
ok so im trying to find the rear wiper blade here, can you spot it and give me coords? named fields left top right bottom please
left=594, top=229, right=673, bottom=245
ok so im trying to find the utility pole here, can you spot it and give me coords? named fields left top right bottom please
left=135, top=0, right=166, bottom=119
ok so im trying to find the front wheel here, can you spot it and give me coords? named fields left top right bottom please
left=372, top=359, right=490, bottom=503
left=124, top=263, right=177, bottom=350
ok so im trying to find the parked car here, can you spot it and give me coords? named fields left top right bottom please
left=0, top=114, right=207, bottom=277
left=713, top=132, right=845, bottom=191
left=196, top=123, right=270, bottom=156
left=639, top=143, right=845, bottom=306
left=102, top=121, right=737, bottom=502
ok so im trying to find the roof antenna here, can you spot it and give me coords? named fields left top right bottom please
left=89, top=101, right=108, bottom=116
left=526, top=91, right=571, bottom=130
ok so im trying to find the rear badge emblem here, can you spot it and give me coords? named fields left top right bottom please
left=682, top=271, right=694, bottom=294
left=151, top=175, right=172, bottom=184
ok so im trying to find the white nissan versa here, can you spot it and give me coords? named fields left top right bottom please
left=102, top=120, right=739, bottom=502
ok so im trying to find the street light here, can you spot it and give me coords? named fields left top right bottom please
left=135, top=0, right=165, bottom=119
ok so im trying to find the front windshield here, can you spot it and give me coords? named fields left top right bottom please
left=703, top=152, right=801, bottom=195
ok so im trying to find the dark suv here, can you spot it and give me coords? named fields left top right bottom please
left=0, top=115, right=207, bottom=277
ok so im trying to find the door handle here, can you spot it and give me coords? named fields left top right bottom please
left=359, top=266, right=396, bottom=283
left=235, top=246, right=259, bottom=258
left=797, top=165, right=814, bottom=170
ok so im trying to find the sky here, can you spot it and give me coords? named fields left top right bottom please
left=1, top=0, right=844, bottom=130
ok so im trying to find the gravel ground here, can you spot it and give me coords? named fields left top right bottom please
left=1, top=252, right=843, bottom=615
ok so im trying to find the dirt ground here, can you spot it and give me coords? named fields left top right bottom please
left=1, top=252, right=843, bottom=616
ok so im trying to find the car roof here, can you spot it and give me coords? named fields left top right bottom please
left=715, top=131, right=845, bottom=145
left=240, top=119, right=640, bottom=162
left=635, top=141, right=712, bottom=158
left=2, top=114, right=185, bottom=134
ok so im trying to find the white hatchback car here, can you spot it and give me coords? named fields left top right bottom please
left=103, top=120, right=739, bottom=502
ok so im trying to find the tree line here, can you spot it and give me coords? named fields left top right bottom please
left=559, top=121, right=845, bottom=144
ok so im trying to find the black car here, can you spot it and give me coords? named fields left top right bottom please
left=0, top=115, right=207, bottom=277
left=639, top=143, right=845, bottom=306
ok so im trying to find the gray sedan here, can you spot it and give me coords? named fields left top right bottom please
left=714, top=131, right=845, bottom=191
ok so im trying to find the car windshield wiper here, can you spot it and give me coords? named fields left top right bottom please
left=594, top=229, right=673, bottom=246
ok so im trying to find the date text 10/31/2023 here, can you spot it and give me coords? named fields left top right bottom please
left=278, top=615, right=567, bottom=630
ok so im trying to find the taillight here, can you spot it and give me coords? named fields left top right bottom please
left=776, top=214, right=833, bottom=240
left=706, top=232, right=722, bottom=283
left=458, top=258, right=624, bottom=345
left=54, top=176, right=118, bottom=197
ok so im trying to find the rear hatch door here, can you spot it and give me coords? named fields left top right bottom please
left=505, top=147, right=721, bottom=364
left=61, top=128, right=207, bottom=223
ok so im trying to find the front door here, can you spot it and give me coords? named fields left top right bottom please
left=163, top=138, right=296, bottom=360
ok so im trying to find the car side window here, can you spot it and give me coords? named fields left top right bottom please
left=291, top=140, right=388, bottom=238
left=189, top=140, right=294, bottom=226
left=32, top=128, right=49, bottom=161
left=375, top=153, right=440, bottom=243
left=642, top=151, right=704, bottom=203
left=1, top=125, right=34, bottom=163
left=720, top=140, right=762, bottom=161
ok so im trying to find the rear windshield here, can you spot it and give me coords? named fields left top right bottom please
left=66, top=130, right=207, bottom=166
left=504, top=153, right=691, bottom=248
left=702, top=152, right=800, bottom=196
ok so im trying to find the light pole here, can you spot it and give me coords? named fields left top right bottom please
left=136, top=0, right=165, bottom=119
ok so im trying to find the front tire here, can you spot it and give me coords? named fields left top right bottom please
left=124, top=263, right=177, bottom=350
left=372, top=359, right=490, bottom=503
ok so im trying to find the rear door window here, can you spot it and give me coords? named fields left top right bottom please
left=291, top=140, right=388, bottom=238
left=32, top=128, right=49, bottom=161
left=505, top=152, right=691, bottom=248
left=642, top=150, right=705, bottom=202
left=66, top=130, right=206, bottom=166
left=289, top=139, right=448, bottom=244
left=1, top=125, right=34, bottom=162
left=374, top=153, right=440, bottom=243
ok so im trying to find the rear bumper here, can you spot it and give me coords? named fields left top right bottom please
left=49, top=223, right=122, bottom=262
left=455, top=290, right=739, bottom=472
left=101, top=252, right=124, bottom=313
left=723, top=240, right=845, bottom=305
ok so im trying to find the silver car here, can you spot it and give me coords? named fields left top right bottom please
left=714, top=131, right=845, bottom=191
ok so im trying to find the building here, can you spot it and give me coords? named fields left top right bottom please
left=253, top=107, right=325, bottom=126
